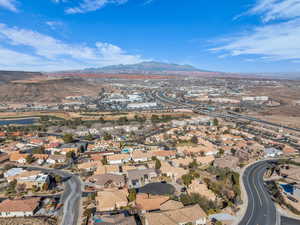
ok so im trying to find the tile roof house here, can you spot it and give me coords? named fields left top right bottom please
left=0, top=198, right=41, bottom=217
left=9, top=152, right=29, bottom=164
left=196, top=155, right=215, bottom=165
left=283, top=146, right=298, bottom=156
left=107, top=154, right=131, bottom=165
left=135, top=193, right=169, bottom=213
left=90, top=154, right=104, bottom=161
left=143, top=204, right=207, bottom=225
left=159, top=161, right=188, bottom=181
left=159, top=200, right=184, bottom=211
left=151, top=150, right=176, bottom=160
left=96, top=189, right=128, bottom=212
left=95, top=165, right=120, bottom=175
left=61, top=147, right=79, bottom=155
left=127, top=169, right=158, bottom=188
left=33, top=154, right=49, bottom=165
left=131, top=151, right=152, bottom=162
left=121, top=165, right=137, bottom=173
left=77, top=161, right=102, bottom=171
left=88, top=174, right=125, bottom=189
left=0, top=152, right=9, bottom=163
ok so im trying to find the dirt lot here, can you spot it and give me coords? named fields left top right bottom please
left=0, top=217, right=57, bottom=225
left=246, top=113, right=300, bottom=129
left=247, top=83, right=300, bottom=117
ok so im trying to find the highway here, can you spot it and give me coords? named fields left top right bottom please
left=22, top=166, right=82, bottom=225
left=239, top=161, right=277, bottom=225
left=153, top=90, right=300, bottom=134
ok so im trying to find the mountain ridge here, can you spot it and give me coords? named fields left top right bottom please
left=56, top=61, right=211, bottom=74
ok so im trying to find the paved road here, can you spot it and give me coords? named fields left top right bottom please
left=60, top=174, right=82, bottom=225
left=239, top=161, right=277, bottom=225
left=22, top=166, right=82, bottom=225
left=281, top=216, right=300, bottom=225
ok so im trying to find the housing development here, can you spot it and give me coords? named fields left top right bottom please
left=1, top=0, right=300, bottom=225
left=0, top=68, right=300, bottom=225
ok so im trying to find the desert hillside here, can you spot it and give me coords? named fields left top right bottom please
left=0, top=77, right=101, bottom=103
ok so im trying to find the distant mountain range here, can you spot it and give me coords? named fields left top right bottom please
left=85, top=61, right=209, bottom=72
left=55, top=61, right=212, bottom=75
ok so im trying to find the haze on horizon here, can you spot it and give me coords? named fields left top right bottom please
left=0, top=0, right=300, bottom=74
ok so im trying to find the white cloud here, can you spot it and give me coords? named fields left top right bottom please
left=211, top=19, right=300, bottom=61
left=0, top=0, right=18, bottom=12
left=65, top=0, right=128, bottom=14
left=45, top=21, right=64, bottom=30
left=0, top=47, right=40, bottom=66
left=213, top=0, right=300, bottom=62
left=249, top=0, right=300, bottom=22
left=0, top=23, right=144, bottom=71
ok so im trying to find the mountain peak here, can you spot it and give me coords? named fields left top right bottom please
left=84, top=61, right=208, bottom=73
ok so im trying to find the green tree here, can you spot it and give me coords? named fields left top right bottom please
left=213, top=118, right=219, bottom=126
left=182, top=174, right=194, bottom=187
left=188, top=159, right=198, bottom=170
left=79, top=145, right=85, bottom=153
left=128, top=188, right=137, bottom=202
left=190, top=135, right=198, bottom=144
left=101, top=157, right=108, bottom=165
left=155, top=159, right=161, bottom=170
left=54, top=175, right=62, bottom=184
left=26, top=154, right=36, bottom=164
left=31, top=185, right=39, bottom=193
left=32, top=146, right=45, bottom=154
left=218, top=149, right=224, bottom=156
left=103, top=132, right=112, bottom=141
left=63, top=133, right=74, bottom=143
left=6, top=179, right=17, bottom=195
left=66, top=151, right=75, bottom=159
left=85, top=133, right=94, bottom=141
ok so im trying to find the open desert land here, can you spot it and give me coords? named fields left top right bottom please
left=0, top=77, right=104, bottom=103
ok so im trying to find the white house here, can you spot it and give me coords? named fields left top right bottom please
left=264, top=147, right=283, bottom=158
left=46, top=155, right=66, bottom=164
left=131, top=151, right=152, bottom=163
left=107, top=154, right=131, bottom=165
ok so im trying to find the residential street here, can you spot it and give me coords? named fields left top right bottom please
left=22, top=166, right=82, bottom=225
left=239, top=161, right=277, bottom=225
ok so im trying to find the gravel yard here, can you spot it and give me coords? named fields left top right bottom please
left=0, top=217, right=57, bottom=225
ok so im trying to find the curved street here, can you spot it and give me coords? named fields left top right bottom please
left=239, top=161, right=300, bottom=225
left=239, top=161, right=277, bottom=225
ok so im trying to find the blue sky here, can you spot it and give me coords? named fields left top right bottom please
left=0, top=0, right=300, bottom=73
